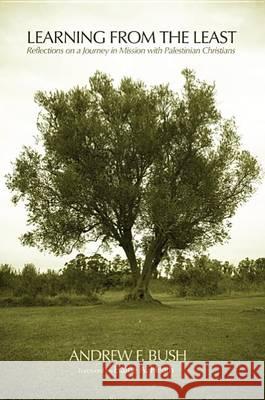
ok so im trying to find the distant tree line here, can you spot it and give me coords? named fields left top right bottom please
left=169, top=255, right=265, bottom=297
left=0, top=254, right=131, bottom=298
left=0, top=254, right=265, bottom=305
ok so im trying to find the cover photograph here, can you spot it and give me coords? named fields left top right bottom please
left=0, top=0, right=264, bottom=399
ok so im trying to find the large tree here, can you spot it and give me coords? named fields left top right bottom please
left=7, top=70, right=260, bottom=301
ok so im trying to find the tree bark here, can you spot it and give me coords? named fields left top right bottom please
left=125, top=237, right=166, bottom=302
left=121, top=232, right=140, bottom=286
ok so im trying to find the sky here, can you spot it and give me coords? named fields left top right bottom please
left=0, top=0, right=264, bottom=271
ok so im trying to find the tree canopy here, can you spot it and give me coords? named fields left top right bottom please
left=7, top=69, right=261, bottom=300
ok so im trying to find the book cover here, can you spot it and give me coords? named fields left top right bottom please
left=0, top=1, right=264, bottom=399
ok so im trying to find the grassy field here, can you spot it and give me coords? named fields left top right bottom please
left=0, top=293, right=265, bottom=361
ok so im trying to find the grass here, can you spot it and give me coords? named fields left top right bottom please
left=0, top=292, right=264, bottom=361
left=0, top=293, right=100, bottom=307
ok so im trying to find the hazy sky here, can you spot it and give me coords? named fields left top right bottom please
left=0, top=1, right=264, bottom=271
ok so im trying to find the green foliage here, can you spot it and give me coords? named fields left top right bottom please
left=170, top=254, right=237, bottom=296
left=106, top=255, right=132, bottom=289
left=0, top=254, right=134, bottom=303
left=171, top=255, right=227, bottom=296
left=6, top=70, right=261, bottom=291
left=16, top=263, right=40, bottom=297
left=0, top=293, right=99, bottom=307
left=0, top=264, right=17, bottom=293
left=0, top=254, right=265, bottom=305
left=255, top=258, right=265, bottom=282
left=61, top=253, right=135, bottom=293
left=61, top=253, right=110, bottom=294
left=39, top=269, right=62, bottom=296
left=234, top=257, right=265, bottom=290
left=171, top=255, right=265, bottom=297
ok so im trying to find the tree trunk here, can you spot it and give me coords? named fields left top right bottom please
left=125, top=237, right=166, bottom=302
left=121, top=233, right=140, bottom=286
left=126, top=268, right=154, bottom=301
